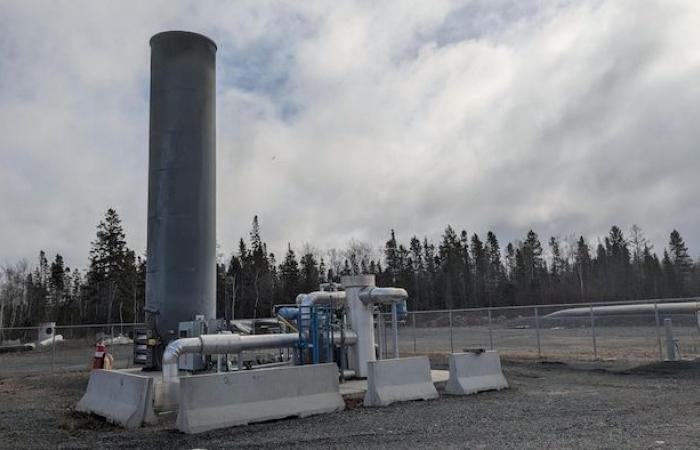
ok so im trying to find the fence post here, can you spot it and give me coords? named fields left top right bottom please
left=654, top=303, right=663, bottom=361
left=695, top=299, right=700, bottom=338
left=448, top=310, right=454, bottom=353
left=412, top=312, right=417, bottom=353
left=534, top=307, right=541, bottom=359
left=51, top=327, right=56, bottom=373
left=488, top=308, right=494, bottom=351
left=589, top=305, right=597, bottom=360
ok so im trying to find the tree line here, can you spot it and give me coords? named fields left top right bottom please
left=1, top=210, right=698, bottom=327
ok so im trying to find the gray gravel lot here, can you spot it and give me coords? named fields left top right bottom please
left=2, top=358, right=700, bottom=449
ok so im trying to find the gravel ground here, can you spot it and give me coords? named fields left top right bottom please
left=2, top=358, right=700, bottom=449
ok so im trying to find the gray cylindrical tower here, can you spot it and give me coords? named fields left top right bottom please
left=146, top=31, right=217, bottom=342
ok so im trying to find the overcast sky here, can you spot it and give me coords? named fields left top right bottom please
left=1, top=0, right=699, bottom=268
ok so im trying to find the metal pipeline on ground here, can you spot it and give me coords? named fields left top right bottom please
left=162, top=333, right=299, bottom=381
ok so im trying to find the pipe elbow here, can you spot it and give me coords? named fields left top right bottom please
left=162, top=337, right=201, bottom=381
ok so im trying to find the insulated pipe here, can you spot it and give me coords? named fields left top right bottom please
left=333, top=329, right=358, bottom=345
left=545, top=301, right=700, bottom=319
left=342, top=275, right=377, bottom=378
left=359, top=287, right=408, bottom=305
left=162, top=333, right=299, bottom=381
left=296, top=291, right=346, bottom=308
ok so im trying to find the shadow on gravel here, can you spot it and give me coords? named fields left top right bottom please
left=618, top=359, right=700, bottom=377
left=508, top=357, right=700, bottom=379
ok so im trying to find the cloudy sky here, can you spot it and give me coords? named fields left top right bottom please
left=1, top=0, right=699, bottom=268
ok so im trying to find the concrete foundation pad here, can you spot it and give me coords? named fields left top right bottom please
left=364, top=356, right=439, bottom=407
left=76, top=369, right=157, bottom=429
left=176, top=363, right=345, bottom=434
left=445, top=351, right=509, bottom=396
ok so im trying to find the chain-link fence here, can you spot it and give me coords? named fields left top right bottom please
left=4, top=298, right=700, bottom=377
left=0, top=323, right=143, bottom=376
left=380, top=298, right=700, bottom=363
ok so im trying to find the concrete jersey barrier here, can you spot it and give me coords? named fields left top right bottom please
left=76, top=369, right=157, bottom=429
left=176, top=363, right=345, bottom=434
left=445, top=351, right=509, bottom=396
left=364, top=356, right=439, bottom=407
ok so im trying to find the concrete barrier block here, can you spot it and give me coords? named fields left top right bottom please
left=364, top=356, right=439, bottom=407
left=176, top=363, right=345, bottom=434
left=76, top=369, right=157, bottom=429
left=445, top=351, right=509, bottom=396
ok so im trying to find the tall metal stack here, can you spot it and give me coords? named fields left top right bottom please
left=145, top=31, right=217, bottom=346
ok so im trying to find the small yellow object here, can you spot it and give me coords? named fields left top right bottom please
left=147, top=339, right=156, bottom=346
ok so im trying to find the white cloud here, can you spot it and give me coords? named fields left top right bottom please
left=2, top=0, right=700, bottom=268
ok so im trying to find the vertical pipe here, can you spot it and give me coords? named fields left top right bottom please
left=488, top=308, right=494, bottom=351
left=51, top=327, right=56, bottom=373
left=391, top=303, right=399, bottom=359
left=654, top=303, right=663, bottom=360
left=412, top=312, right=417, bottom=353
left=377, top=313, right=385, bottom=360
left=664, top=318, right=679, bottom=361
left=589, top=305, right=598, bottom=360
left=383, top=312, right=388, bottom=359
left=534, top=307, right=541, bottom=358
left=449, top=310, right=454, bottom=353
left=695, top=299, right=700, bottom=338
left=342, top=275, right=376, bottom=378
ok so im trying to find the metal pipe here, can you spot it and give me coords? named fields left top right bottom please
left=296, top=291, right=346, bottom=308
left=534, top=307, right=541, bottom=358
left=449, top=310, right=454, bottom=353
left=654, top=303, right=663, bottom=360
left=359, top=287, right=408, bottom=305
left=664, top=318, right=679, bottom=361
left=377, top=313, right=385, bottom=360
left=590, top=305, right=597, bottom=360
left=332, top=330, right=358, bottom=345
left=488, top=309, right=494, bottom=351
left=545, top=301, right=700, bottom=319
left=412, top=312, right=417, bottom=353
left=391, top=303, right=399, bottom=359
left=162, top=333, right=299, bottom=381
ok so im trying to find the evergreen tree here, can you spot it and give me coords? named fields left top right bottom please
left=669, top=230, right=693, bottom=296
left=521, top=230, right=544, bottom=303
left=85, top=209, right=137, bottom=323
left=438, top=226, right=464, bottom=309
left=279, top=244, right=300, bottom=303
left=573, top=237, right=591, bottom=301
left=471, top=234, right=487, bottom=307
left=299, top=251, right=320, bottom=293
left=484, top=232, right=504, bottom=307
left=384, top=230, right=400, bottom=284
left=49, top=254, right=66, bottom=306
